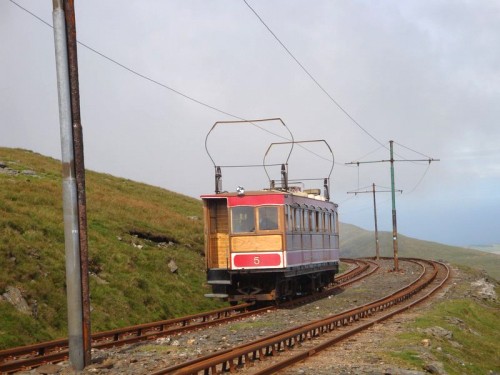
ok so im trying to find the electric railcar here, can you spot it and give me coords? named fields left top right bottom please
left=201, top=189, right=340, bottom=303
left=202, top=119, right=340, bottom=303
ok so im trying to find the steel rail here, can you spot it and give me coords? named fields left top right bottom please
left=0, top=258, right=370, bottom=373
left=253, top=260, right=450, bottom=375
left=152, top=259, right=443, bottom=374
left=0, top=303, right=251, bottom=373
left=277, top=259, right=379, bottom=309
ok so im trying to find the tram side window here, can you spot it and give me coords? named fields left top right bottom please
left=231, top=206, right=255, bottom=233
left=287, top=206, right=294, bottom=231
left=285, top=206, right=290, bottom=231
left=258, top=206, right=279, bottom=231
left=294, top=208, right=301, bottom=231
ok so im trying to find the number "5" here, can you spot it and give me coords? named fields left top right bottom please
left=253, top=256, right=260, bottom=265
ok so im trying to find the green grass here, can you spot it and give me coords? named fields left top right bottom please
left=1, top=147, right=498, bottom=354
left=390, top=350, right=424, bottom=368
left=227, top=320, right=276, bottom=332
left=0, top=148, right=223, bottom=349
left=383, top=282, right=500, bottom=374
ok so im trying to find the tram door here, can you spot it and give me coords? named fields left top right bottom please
left=206, top=199, right=229, bottom=269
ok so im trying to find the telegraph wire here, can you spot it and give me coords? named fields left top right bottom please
left=394, top=141, right=434, bottom=160
left=242, top=1, right=434, bottom=166
left=8, top=0, right=287, bottom=141
left=9, top=0, right=345, bottom=167
left=8, top=0, right=235, bottom=119
left=242, top=0, right=386, bottom=149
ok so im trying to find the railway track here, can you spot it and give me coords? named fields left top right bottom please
left=0, top=258, right=372, bottom=374
left=0, top=303, right=251, bottom=373
left=151, top=259, right=449, bottom=374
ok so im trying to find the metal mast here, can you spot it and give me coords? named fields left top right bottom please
left=372, top=183, right=380, bottom=260
left=52, top=0, right=90, bottom=370
left=389, top=140, right=399, bottom=270
left=346, top=141, right=439, bottom=271
left=347, top=183, right=401, bottom=260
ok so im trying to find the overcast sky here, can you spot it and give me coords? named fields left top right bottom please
left=1, top=0, right=499, bottom=247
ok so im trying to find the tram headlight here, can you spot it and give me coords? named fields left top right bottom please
left=236, top=186, right=245, bottom=196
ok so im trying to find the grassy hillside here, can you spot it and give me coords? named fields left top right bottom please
left=1, top=147, right=498, bottom=350
left=0, top=148, right=223, bottom=349
left=340, top=223, right=500, bottom=280
left=384, top=266, right=499, bottom=374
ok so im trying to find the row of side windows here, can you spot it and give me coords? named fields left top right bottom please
left=231, top=206, right=279, bottom=234
left=285, top=205, right=337, bottom=234
left=230, top=205, right=337, bottom=234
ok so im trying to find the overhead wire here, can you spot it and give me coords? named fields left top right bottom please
left=354, top=145, right=386, bottom=163
left=402, top=163, right=432, bottom=195
left=242, top=0, right=387, bottom=149
left=243, top=0, right=440, bottom=217
left=394, top=141, right=434, bottom=160
left=10, top=0, right=345, bottom=168
left=348, top=138, right=437, bottom=194
left=8, top=0, right=289, bottom=142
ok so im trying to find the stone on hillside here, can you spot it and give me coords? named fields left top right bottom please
left=91, top=274, right=109, bottom=285
left=2, top=286, right=31, bottom=315
left=423, top=362, right=445, bottom=374
left=423, top=326, right=453, bottom=340
left=471, top=278, right=497, bottom=300
left=22, top=169, right=37, bottom=176
left=423, top=364, right=440, bottom=374
left=168, top=259, right=178, bottom=273
left=0, top=161, right=6, bottom=168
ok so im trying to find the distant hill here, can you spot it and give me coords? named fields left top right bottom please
left=467, top=244, right=500, bottom=255
left=339, top=222, right=499, bottom=280
left=0, top=147, right=498, bottom=349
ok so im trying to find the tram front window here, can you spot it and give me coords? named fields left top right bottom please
left=258, top=206, right=278, bottom=231
left=231, top=207, right=255, bottom=233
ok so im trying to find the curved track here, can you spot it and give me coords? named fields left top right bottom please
left=151, top=259, right=449, bottom=374
left=0, top=258, right=373, bottom=374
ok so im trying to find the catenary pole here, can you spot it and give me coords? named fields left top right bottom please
left=347, top=184, right=400, bottom=260
left=63, top=0, right=91, bottom=365
left=389, top=140, right=399, bottom=271
left=346, top=141, right=438, bottom=272
left=52, top=0, right=90, bottom=370
left=372, top=183, right=380, bottom=260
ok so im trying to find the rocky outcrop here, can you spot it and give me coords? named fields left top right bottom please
left=471, top=278, right=497, bottom=300
left=2, top=286, right=31, bottom=315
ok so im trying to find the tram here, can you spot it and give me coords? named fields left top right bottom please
left=201, top=119, right=340, bottom=303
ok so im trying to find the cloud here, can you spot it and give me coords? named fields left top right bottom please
left=1, top=0, right=499, bottom=247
